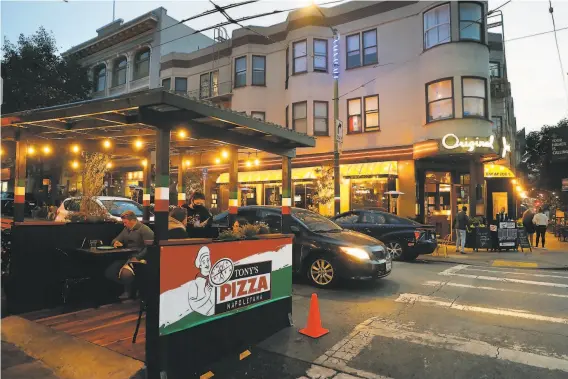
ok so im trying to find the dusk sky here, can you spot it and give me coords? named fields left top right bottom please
left=2, top=0, right=567, bottom=133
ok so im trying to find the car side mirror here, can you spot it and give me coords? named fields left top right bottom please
left=290, top=225, right=301, bottom=234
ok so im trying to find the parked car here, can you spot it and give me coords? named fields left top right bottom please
left=55, top=196, right=154, bottom=222
left=212, top=206, right=391, bottom=287
left=331, top=209, right=437, bottom=261
left=1, top=192, right=36, bottom=217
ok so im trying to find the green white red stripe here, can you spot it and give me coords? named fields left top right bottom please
left=155, top=187, right=169, bottom=212
left=14, top=187, right=25, bottom=204
left=229, top=198, right=238, bottom=214
left=282, top=197, right=291, bottom=215
left=143, top=194, right=151, bottom=206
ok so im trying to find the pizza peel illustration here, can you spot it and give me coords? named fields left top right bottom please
left=209, top=258, right=234, bottom=286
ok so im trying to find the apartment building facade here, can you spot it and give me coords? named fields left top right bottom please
left=160, top=1, right=518, bottom=230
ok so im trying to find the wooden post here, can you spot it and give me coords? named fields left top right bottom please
left=154, top=128, right=170, bottom=242
left=177, top=152, right=186, bottom=206
left=228, top=147, right=239, bottom=227
left=142, top=150, right=152, bottom=222
left=282, top=156, right=292, bottom=233
left=14, top=137, right=27, bottom=223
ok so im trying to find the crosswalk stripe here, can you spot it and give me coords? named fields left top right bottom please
left=422, top=280, right=568, bottom=299
left=439, top=272, right=568, bottom=288
left=395, top=293, right=568, bottom=324
left=464, top=267, right=568, bottom=279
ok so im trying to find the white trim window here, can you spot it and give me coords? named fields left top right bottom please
left=252, top=56, right=266, bottom=85
left=347, top=98, right=362, bottom=133
left=362, top=29, right=378, bottom=65
left=460, top=2, right=484, bottom=42
left=292, top=102, right=308, bottom=134
left=346, top=34, right=361, bottom=69
left=313, top=39, right=327, bottom=72
left=424, top=4, right=451, bottom=49
left=235, top=56, right=247, bottom=88
left=94, top=65, right=106, bottom=92
left=134, top=48, right=150, bottom=80
left=113, top=57, right=127, bottom=87
left=426, top=79, right=453, bottom=122
left=293, top=40, right=307, bottom=74
left=313, top=101, right=329, bottom=136
left=175, top=77, right=187, bottom=94
left=462, top=77, right=486, bottom=118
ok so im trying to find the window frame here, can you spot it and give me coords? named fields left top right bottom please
left=423, top=2, right=452, bottom=51
left=362, top=29, right=378, bottom=66
left=363, top=95, right=380, bottom=132
left=285, top=105, right=289, bottom=129
left=94, top=65, right=106, bottom=92
left=313, top=101, right=329, bottom=136
left=425, top=77, right=455, bottom=123
left=161, top=78, right=171, bottom=90
left=285, top=46, right=289, bottom=89
left=234, top=56, right=247, bottom=88
left=491, top=115, right=503, bottom=133
left=313, top=38, right=328, bottom=72
left=200, top=72, right=211, bottom=99
left=112, top=57, right=127, bottom=87
left=292, top=39, right=308, bottom=75
left=346, top=33, right=361, bottom=69
left=133, top=48, right=150, bottom=80
left=174, top=77, right=188, bottom=94
left=461, top=76, right=487, bottom=119
left=346, top=97, right=363, bottom=134
left=251, top=55, right=266, bottom=86
left=292, top=101, right=308, bottom=133
left=489, top=61, right=501, bottom=78
left=459, top=1, right=485, bottom=44
left=251, top=111, right=266, bottom=121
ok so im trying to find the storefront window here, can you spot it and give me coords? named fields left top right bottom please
left=294, top=182, right=314, bottom=210
left=264, top=184, right=281, bottom=206
left=351, top=178, right=389, bottom=210
left=240, top=186, right=257, bottom=206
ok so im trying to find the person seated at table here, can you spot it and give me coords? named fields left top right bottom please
left=182, top=192, right=212, bottom=228
left=105, top=210, right=154, bottom=299
left=169, top=207, right=188, bottom=239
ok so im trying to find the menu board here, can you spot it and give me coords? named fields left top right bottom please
left=475, top=228, right=491, bottom=249
left=498, top=222, right=517, bottom=248
left=517, top=229, right=532, bottom=251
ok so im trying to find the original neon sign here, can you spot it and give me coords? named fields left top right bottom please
left=442, top=134, right=511, bottom=158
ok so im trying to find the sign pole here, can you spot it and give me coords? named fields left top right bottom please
left=332, top=30, right=340, bottom=216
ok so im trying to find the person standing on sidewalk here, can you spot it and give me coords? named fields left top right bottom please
left=522, top=208, right=536, bottom=246
left=532, top=208, right=549, bottom=249
left=453, top=206, right=469, bottom=254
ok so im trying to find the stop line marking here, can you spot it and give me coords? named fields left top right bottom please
left=395, top=293, right=568, bottom=324
left=422, top=280, right=568, bottom=299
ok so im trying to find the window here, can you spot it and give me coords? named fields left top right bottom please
left=346, top=34, right=360, bottom=69
left=94, top=65, right=106, bottom=92
left=489, top=61, right=501, bottom=78
left=460, top=2, right=484, bottom=42
left=492, top=116, right=502, bottom=133
left=362, top=29, right=378, bottom=65
left=174, top=77, right=187, bottom=94
left=285, top=105, right=289, bottom=129
left=199, top=71, right=218, bottom=99
left=161, top=78, right=171, bottom=90
left=134, top=48, right=150, bottom=80
left=424, top=3, right=450, bottom=49
left=113, top=57, right=127, bottom=86
left=252, top=56, right=266, bottom=86
left=234, top=56, right=246, bottom=88
left=251, top=111, right=265, bottom=121
left=293, top=40, right=307, bottom=74
left=426, top=78, right=453, bottom=122
left=292, top=101, right=307, bottom=134
left=313, top=101, right=328, bottom=136
left=347, top=98, right=362, bottom=133
left=364, top=95, right=379, bottom=131
left=314, top=39, right=327, bottom=71
left=285, top=46, right=289, bottom=89
left=335, top=212, right=359, bottom=224
left=462, top=77, right=486, bottom=117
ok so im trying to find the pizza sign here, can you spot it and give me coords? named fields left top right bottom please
left=216, top=261, right=272, bottom=314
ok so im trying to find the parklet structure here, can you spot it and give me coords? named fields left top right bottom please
left=1, top=88, right=315, bottom=378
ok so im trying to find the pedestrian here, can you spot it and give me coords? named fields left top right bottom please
left=453, top=206, right=469, bottom=254
left=182, top=192, right=212, bottom=228
left=532, top=207, right=549, bottom=249
left=168, top=207, right=188, bottom=239
left=522, top=208, right=535, bottom=246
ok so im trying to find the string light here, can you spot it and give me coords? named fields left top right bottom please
left=102, top=140, right=112, bottom=149
left=177, top=129, right=188, bottom=139
left=27, top=146, right=36, bottom=156
left=254, top=158, right=260, bottom=166
left=221, top=150, right=229, bottom=159
left=106, top=162, right=113, bottom=169
left=134, top=139, right=144, bottom=150
left=511, top=179, right=517, bottom=184
left=142, top=159, right=148, bottom=167
left=215, top=157, right=221, bottom=165
left=516, top=185, right=522, bottom=192
left=42, top=145, right=52, bottom=155
left=0, top=147, right=3, bottom=156
left=246, top=160, right=252, bottom=168
left=71, top=144, right=81, bottom=154
left=184, top=159, right=191, bottom=167
left=71, top=160, right=79, bottom=169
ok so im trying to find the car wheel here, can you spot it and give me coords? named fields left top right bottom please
left=386, top=241, right=404, bottom=261
left=307, top=255, right=337, bottom=288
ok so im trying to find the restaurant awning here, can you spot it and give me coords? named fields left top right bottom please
left=484, top=164, right=515, bottom=178
left=216, top=161, right=398, bottom=184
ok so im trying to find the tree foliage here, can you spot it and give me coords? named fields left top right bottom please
left=1, top=27, right=91, bottom=113
left=79, top=153, right=110, bottom=218
left=308, top=165, right=334, bottom=214
left=184, top=169, right=204, bottom=199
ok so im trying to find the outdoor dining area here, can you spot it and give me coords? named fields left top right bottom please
left=1, top=88, right=314, bottom=378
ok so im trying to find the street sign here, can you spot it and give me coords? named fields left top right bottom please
left=202, top=168, right=208, bottom=178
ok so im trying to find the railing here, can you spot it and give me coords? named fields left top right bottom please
left=188, top=80, right=233, bottom=100
left=491, top=82, right=511, bottom=98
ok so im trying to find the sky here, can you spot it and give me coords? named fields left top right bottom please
left=1, top=0, right=568, bottom=133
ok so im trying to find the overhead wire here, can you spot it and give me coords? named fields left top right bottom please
left=547, top=0, right=568, bottom=112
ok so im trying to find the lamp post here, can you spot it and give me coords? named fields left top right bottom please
left=332, top=29, right=341, bottom=215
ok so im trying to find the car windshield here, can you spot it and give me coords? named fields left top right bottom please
left=100, top=200, right=143, bottom=217
left=293, top=209, right=342, bottom=232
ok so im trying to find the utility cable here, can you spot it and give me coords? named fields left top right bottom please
left=548, top=0, right=568, bottom=112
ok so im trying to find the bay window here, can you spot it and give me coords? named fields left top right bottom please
left=235, top=56, right=247, bottom=88
left=460, top=2, right=484, bottom=42
left=314, top=39, right=328, bottom=72
left=252, top=56, right=266, bottom=86
left=174, top=77, right=187, bottom=94
left=293, top=40, right=307, bottom=74
left=292, top=101, right=307, bottom=134
left=426, top=78, right=454, bottom=122
left=161, top=78, right=171, bottom=90
left=462, top=77, right=487, bottom=118
left=200, top=71, right=219, bottom=98
left=424, top=3, right=450, bottom=49
left=313, top=101, right=328, bottom=136
left=347, top=98, right=362, bottom=133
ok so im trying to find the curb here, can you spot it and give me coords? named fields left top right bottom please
left=1, top=316, right=145, bottom=379
left=420, top=257, right=568, bottom=271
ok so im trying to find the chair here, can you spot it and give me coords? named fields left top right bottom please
left=54, top=248, right=91, bottom=304
left=434, top=234, right=452, bottom=258
left=132, top=261, right=148, bottom=344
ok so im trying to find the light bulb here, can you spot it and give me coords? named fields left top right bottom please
left=221, top=150, right=229, bottom=159
left=254, top=158, right=260, bottom=166
left=27, top=147, right=36, bottom=155
left=178, top=129, right=187, bottom=139
left=106, top=162, right=113, bottom=169
left=142, top=159, right=148, bottom=167
left=185, top=160, right=191, bottom=167
left=103, top=140, right=112, bottom=149
left=134, top=139, right=144, bottom=149
left=215, top=157, right=221, bottom=165
left=71, top=144, right=81, bottom=153
left=42, top=145, right=52, bottom=155
left=246, top=160, right=252, bottom=168
left=71, top=160, right=79, bottom=169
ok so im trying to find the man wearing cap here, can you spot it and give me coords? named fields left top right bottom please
left=104, top=210, right=154, bottom=298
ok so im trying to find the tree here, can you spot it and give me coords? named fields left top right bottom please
left=1, top=27, right=91, bottom=113
left=308, top=165, right=334, bottom=215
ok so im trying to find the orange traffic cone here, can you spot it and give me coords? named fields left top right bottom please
left=299, top=293, right=329, bottom=338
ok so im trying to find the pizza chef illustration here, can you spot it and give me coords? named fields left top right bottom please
left=188, top=246, right=216, bottom=316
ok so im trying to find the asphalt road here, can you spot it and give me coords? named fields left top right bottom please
left=219, top=259, right=568, bottom=379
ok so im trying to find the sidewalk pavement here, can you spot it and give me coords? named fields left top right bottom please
left=1, top=342, right=61, bottom=379
left=420, top=232, right=568, bottom=270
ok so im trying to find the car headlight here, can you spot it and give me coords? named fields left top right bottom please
left=340, top=247, right=371, bottom=260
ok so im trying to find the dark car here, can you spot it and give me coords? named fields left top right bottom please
left=0, top=192, right=35, bottom=217
left=332, top=209, right=437, bottom=261
left=213, top=206, right=392, bottom=288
